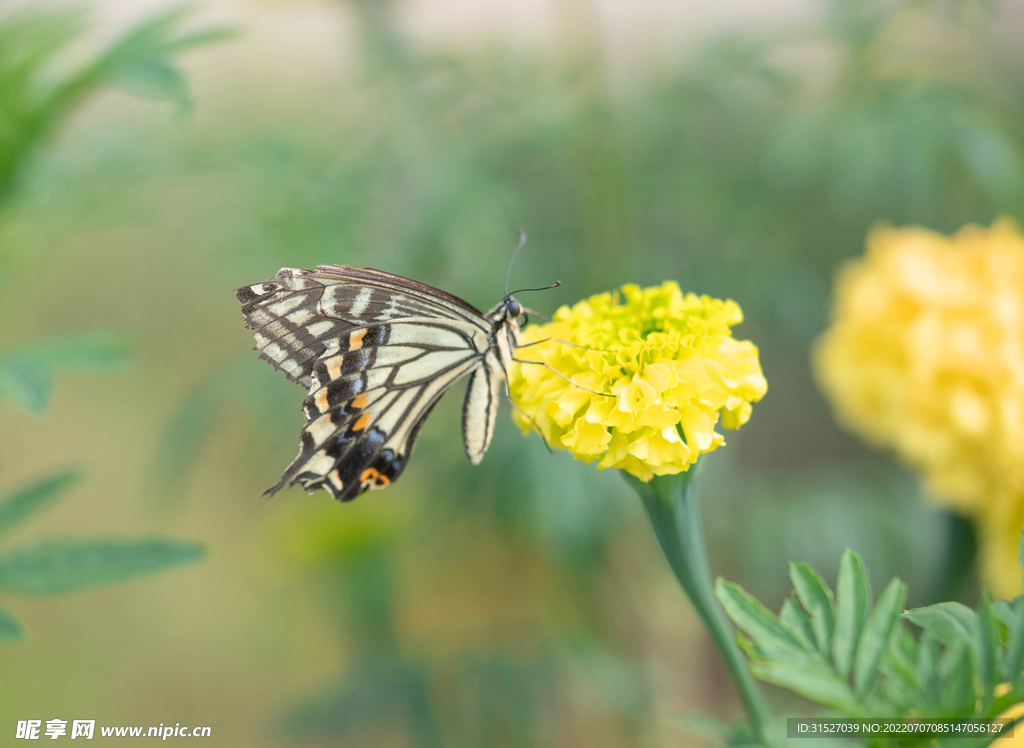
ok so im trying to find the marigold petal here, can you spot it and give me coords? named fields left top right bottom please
left=635, top=404, right=680, bottom=429
left=681, top=405, right=715, bottom=451
left=561, top=418, right=612, bottom=457
left=553, top=387, right=592, bottom=427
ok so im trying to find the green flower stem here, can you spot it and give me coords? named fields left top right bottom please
left=624, top=468, right=771, bottom=743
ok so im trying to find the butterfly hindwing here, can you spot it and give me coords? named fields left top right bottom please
left=276, top=339, right=482, bottom=501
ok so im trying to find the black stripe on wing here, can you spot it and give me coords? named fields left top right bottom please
left=236, top=272, right=333, bottom=387
left=310, top=264, right=485, bottom=319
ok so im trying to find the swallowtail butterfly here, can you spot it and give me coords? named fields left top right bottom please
left=236, top=255, right=537, bottom=502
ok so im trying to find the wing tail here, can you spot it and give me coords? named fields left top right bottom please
left=462, top=357, right=502, bottom=465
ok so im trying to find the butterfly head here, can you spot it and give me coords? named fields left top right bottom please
left=505, top=296, right=523, bottom=322
left=487, top=295, right=525, bottom=331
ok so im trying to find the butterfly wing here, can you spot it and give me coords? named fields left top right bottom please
left=236, top=265, right=487, bottom=389
left=236, top=265, right=493, bottom=501
left=461, top=352, right=503, bottom=465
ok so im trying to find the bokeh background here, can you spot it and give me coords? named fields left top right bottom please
left=2, top=0, right=1023, bottom=745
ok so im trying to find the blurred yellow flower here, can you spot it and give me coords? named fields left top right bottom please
left=814, top=219, right=1024, bottom=598
left=981, top=496, right=1024, bottom=603
left=507, top=282, right=767, bottom=481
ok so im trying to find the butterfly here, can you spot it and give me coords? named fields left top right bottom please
left=235, top=239, right=550, bottom=502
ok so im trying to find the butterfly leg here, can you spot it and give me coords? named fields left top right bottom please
left=515, top=338, right=610, bottom=352
left=501, top=375, right=554, bottom=454
left=511, top=359, right=615, bottom=398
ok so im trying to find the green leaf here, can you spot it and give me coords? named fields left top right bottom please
left=748, top=660, right=861, bottom=714
left=951, top=111, right=1023, bottom=203
left=992, top=600, right=1015, bottom=644
left=916, top=636, right=942, bottom=710
left=904, top=602, right=977, bottom=648
left=97, top=4, right=233, bottom=64
left=114, top=60, right=190, bottom=113
left=0, top=604, right=24, bottom=641
left=0, top=4, right=226, bottom=207
left=939, top=640, right=973, bottom=715
left=879, top=626, right=919, bottom=695
left=976, top=595, right=999, bottom=710
left=0, top=469, right=83, bottom=537
left=0, top=333, right=131, bottom=413
left=1005, top=598, right=1024, bottom=688
left=735, top=631, right=762, bottom=662
left=833, top=549, right=871, bottom=678
left=715, top=579, right=812, bottom=664
left=780, top=595, right=819, bottom=653
left=80, top=6, right=235, bottom=123
left=853, top=577, right=907, bottom=698
left=0, top=538, right=204, bottom=595
left=24, top=332, right=132, bottom=369
left=0, top=357, right=53, bottom=413
left=791, top=561, right=836, bottom=656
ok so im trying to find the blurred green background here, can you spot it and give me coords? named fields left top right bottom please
left=1, top=0, right=1022, bottom=745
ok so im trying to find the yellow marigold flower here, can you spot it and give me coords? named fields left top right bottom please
left=507, top=282, right=767, bottom=481
left=813, top=218, right=1024, bottom=598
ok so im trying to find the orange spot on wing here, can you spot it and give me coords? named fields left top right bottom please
left=359, top=467, right=391, bottom=488
left=349, top=329, right=367, bottom=351
left=327, top=355, right=344, bottom=379
left=353, top=413, right=371, bottom=431
left=352, top=393, right=369, bottom=409
left=314, top=387, right=329, bottom=413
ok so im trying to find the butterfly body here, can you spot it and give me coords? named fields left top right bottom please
left=236, top=265, right=521, bottom=502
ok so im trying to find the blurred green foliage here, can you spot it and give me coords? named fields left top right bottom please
left=0, top=5, right=231, bottom=209
left=1, top=0, right=1023, bottom=745
left=0, top=464, right=205, bottom=641
left=280, top=529, right=558, bottom=748
left=0, top=5, right=226, bottom=642
left=0, top=332, right=130, bottom=414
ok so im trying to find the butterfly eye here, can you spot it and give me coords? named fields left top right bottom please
left=507, top=297, right=522, bottom=317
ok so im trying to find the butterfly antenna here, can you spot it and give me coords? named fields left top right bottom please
left=508, top=281, right=561, bottom=296
left=505, top=229, right=528, bottom=298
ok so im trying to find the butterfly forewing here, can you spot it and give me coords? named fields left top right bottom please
left=236, top=265, right=517, bottom=502
left=237, top=265, right=487, bottom=388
